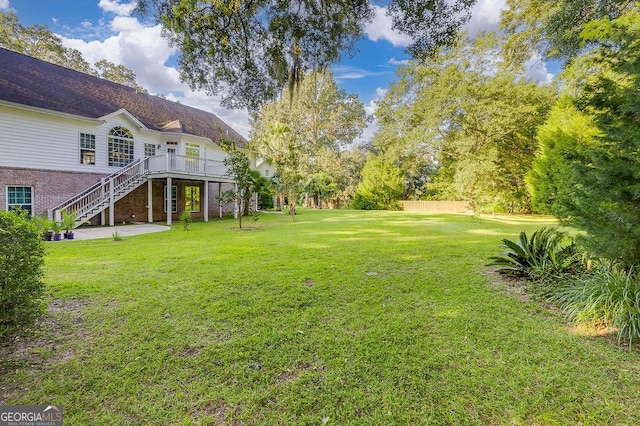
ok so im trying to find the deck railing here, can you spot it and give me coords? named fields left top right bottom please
left=47, top=154, right=229, bottom=226
left=148, top=154, right=227, bottom=177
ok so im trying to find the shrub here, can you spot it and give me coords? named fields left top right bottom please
left=179, top=211, right=192, bottom=231
left=0, top=209, right=46, bottom=337
left=353, top=155, right=404, bottom=211
left=258, top=190, right=274, bottom=210
left=488, top=227, right=583, bottom=280
left=551, top=262, right=640, bottom=349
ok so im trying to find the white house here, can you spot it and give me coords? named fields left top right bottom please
left=0, top=47, right=253, bottom=226
left=255, top=158, right=275, bottom=180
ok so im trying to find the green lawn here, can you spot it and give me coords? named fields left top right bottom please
left=3, top=209, right=640, bottom=424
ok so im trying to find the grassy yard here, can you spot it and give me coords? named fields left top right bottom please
left=3, top=209, right=640, bottom=424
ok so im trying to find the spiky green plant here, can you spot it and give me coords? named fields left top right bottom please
left=488, top=227, right=582, bottom=279
left=179, top=210, right=192, bottom=231
left=552, top=262, right=640, bottom=349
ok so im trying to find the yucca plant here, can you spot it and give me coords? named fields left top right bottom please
left=488, top=227, right=582, bottom=280
left=552, top=262, right=640, bottom=349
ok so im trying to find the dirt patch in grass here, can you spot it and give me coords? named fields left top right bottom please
left=276, top=361, right=323, bottom=385
left=486, top=269, right=533, bottom=304
left=174, top=344, right=204, bottom=358
left=0, top=298, right=90, bottom=403
left=191, top=399, right=235, bottom=425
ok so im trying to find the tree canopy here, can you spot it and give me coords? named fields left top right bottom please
left=372, top=32, right=555, bottom=212
left=250, top=69, right=367, bottom=208
left=136, top=0, right=480, bottom=110
left=528, top=9, right=640, bottom=265
left=501, top=0, right=635, bottom=64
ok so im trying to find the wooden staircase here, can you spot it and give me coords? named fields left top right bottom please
left=49, top=158, right=149, bottom=228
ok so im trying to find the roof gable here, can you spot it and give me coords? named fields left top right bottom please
left=99, top=108, right=147, bottom=129
left=0, top=47, right=247, bottom=148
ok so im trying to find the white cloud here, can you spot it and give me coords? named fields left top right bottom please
left=353, top=87, right=388, bottom=146
left=111, top=16, right=145, bottom=33
left=364, top=5, right=413, bottom=47
left=98, top=0, right=137, bottom=17
left=332, top=65, right=390, bottom=81
left=166, top=91, right=251, bottom=138
left=463, top=0, right=507, bottom=36
left=524, top=53, right=554, bottom=85
left=62, top=21, right=179, bottom=91
left=0, top=0, right=11, bottom=11
left=388, top=57, right=408, bottom=66
left=363, top=87, right=387, bottom=116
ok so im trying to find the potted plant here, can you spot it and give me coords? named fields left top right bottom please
left=51, top=220, right=63, bottom=241
left=32, top=215, right=52, bottom=241
left=62, top=212, right=77, bottom=239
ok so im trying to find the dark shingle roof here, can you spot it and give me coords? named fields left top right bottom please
left=0, top=47, right=246, bottom=147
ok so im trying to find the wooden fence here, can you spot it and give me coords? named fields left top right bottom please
left=399, top=200, right=469, bottom=213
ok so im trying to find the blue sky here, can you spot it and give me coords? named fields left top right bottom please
left=2, top=0, right=555, bottom=142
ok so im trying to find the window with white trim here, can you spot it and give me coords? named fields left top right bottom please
left=164, top=185, right=177, bottom=213
left=108, top=126, right=134, bottom=167
left=145, top=143, right=156, bottom=157
left=7, top=186, right=32, bottom=215
left=184, top=185, right=201, bottom=212
left=80, top=133, right=96, bottom=165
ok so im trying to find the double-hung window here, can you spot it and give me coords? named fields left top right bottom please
left=145, top=143, right=156, bottom=157
left=7, top=186, right=32, bottom=215
left=80, top=133, right=96, bottom=165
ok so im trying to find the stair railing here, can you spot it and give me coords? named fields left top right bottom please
left=49, top=157, right=149, bottom=225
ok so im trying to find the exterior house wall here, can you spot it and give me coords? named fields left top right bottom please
left=0, top=105, right=153, bottom=174
left=0, top=48, right=251, bottom=225
left=0, top=106, right=241, bottom=222
left=0, top=167, right=107, bottom=217
left=0, top=165, right=238, bottom=221
left=255, top=159, right=274, bottom=179
left=0, top=104, right=232, bottom=176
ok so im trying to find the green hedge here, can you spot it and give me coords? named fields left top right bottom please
left=0, top=209, right=46, bottom=337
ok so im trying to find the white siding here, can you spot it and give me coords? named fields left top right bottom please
left=0, top=105, right=165, bottom=173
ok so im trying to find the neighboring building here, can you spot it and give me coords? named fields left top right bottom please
left=0, top=47, right=253, bottom=226
left=255, top=158, right=274, bottom=180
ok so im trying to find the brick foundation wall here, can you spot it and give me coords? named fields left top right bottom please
left=0, top=167, right=107, bottom=216
left=208, top=181, right=236, bottom=218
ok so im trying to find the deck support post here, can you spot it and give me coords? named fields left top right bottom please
left=147, top=178, right=153, bottom=223
left=233, top=183, right=238, bottom=220
left=219, top=183, right=222, bottom=218
left=204, top=181, right=209, bottom=222
left=108, top=177, right=114, bottom=226
left=167, top=176, right=172, bottom=226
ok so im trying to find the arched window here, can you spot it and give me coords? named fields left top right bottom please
left=108, top=126, right=134, bottom=167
